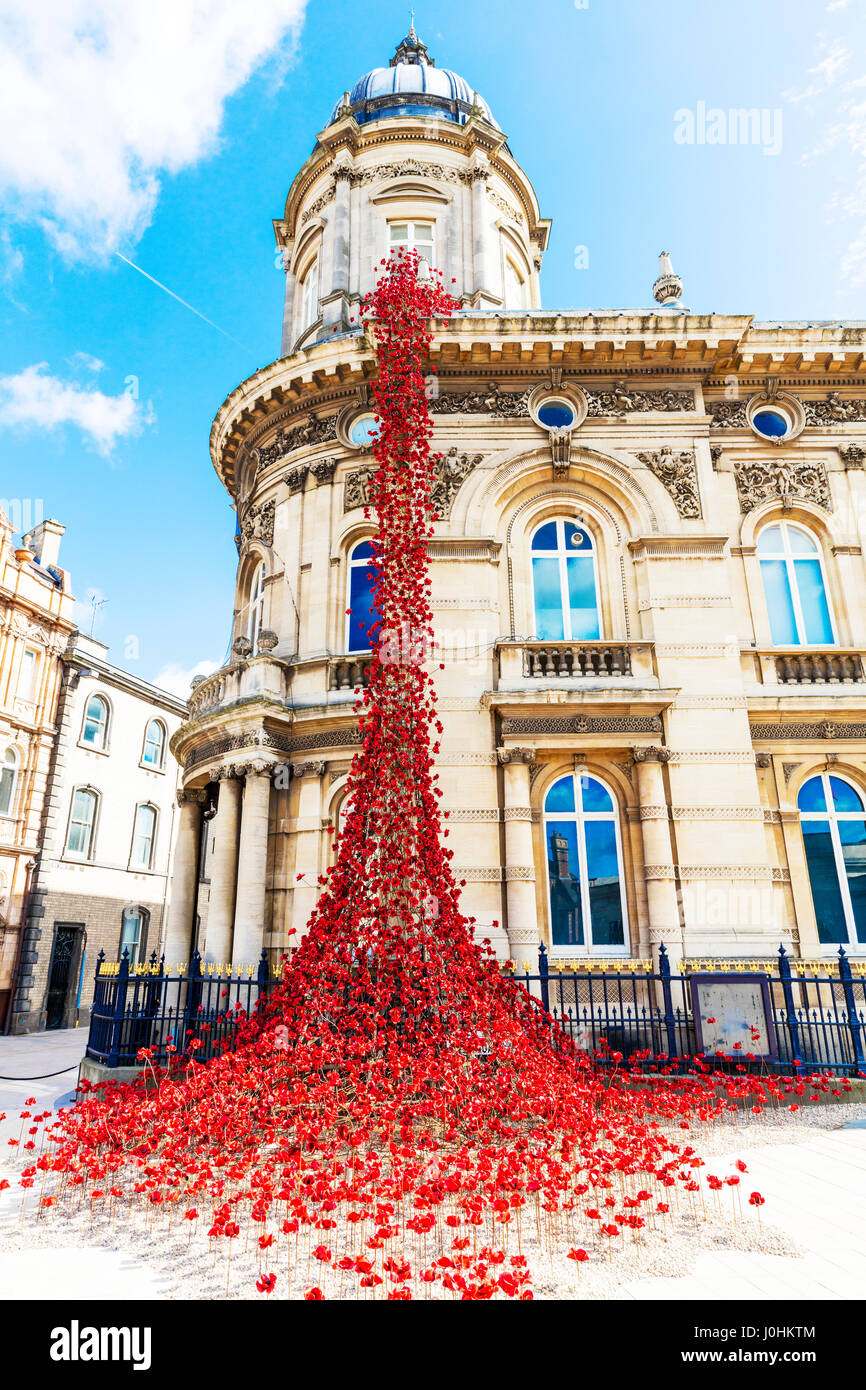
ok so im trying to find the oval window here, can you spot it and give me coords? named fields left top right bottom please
left=350, top=414, right=379, bottom=447
left=537, top=400, right=576, bottom=430
left=752, top=409, right=788, bottom=439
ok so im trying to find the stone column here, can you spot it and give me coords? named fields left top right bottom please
left=633, top=747, right=682, bottom=970
left=499, top=748, right=539, bottom=965
left=203, top=770, right=241, bottom=963
left=231, top=761, right=273, bottom=967
left=470, top=160, right=493, bottom=305
left=291, top=762, right=325, bottom=940
left=163, top=789, right=206, bottom=964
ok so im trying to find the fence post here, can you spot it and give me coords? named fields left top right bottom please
left=538, top=942, right=550, bottom=1014
left=778, top=944, right=803, bottom=1065
left=183, top=950, right=202, bottom=1051
left=838, top=946, right=865, bottom=1072
left=107, top=950, right=130, bottom=1068
left=658, top=943, right=679, bottom=1062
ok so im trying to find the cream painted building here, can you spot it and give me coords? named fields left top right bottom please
left=167, top=29, right=866, bottom=975
left=10, top=633, right=188, bottom=1032
left=0, top=513, right=76, bottom=1028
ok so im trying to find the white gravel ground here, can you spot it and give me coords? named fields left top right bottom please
left=1, top=1102, right=861, bottom=1301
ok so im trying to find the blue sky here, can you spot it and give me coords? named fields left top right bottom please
left=0, top=0, right=863, bottom=692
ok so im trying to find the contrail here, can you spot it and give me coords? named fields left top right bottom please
left=113, top=252, right=254, bottom=353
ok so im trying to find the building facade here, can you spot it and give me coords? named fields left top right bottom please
left=0, top=514, right=76, bottom=1028
left=168, top=29, right=866, bottom=976
left=11, top=633, right=187, bottom=1032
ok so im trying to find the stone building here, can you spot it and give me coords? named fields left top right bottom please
left=11, top=633, right=187, bottom=1032
left=0, top=513, right=76, bottom=1028
left=168, top=28, right=866, bottom=975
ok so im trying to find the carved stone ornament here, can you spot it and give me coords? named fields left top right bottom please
left=635, top=447, right=702, bottom=518
left=431, top=382, right=532, bottom=417
left=293, top=760, right=326, bottom=779
left=708, top=399, right=748, bottom=428
left=549, top=431, right=573, bottom=478
left=497, top=747, right=537, bottom=765
left=841, top=444, right=866, bottom=468
left=256, top=629, right=279, bottom=654
left=285, top=464, right=309, bottom=494
left=585, top=383, right=695, bottom=416
left=232, top=635, right=253, bottom=659
left=310, top=458, right=338, bottom=487
left=255, top=413, right=339, bottom=471
left=237, top=497, right=275, bottom=550
left=344, top=450, right=485, bottom=518
left=348, top=159, right=472, bottom=189
left=177, top=788, right=208, bottom=807
left=632, top=746, right=672, bottom=764
left=501, top=716, right=662, bottom=736
left=804, top=393, right=866, bottom=424
left=734, top=457, right=831, bottom=513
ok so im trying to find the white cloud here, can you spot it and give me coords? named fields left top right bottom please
left=69, top=352, right=105, bottom=374
left=152, top=658, right=219, bottom=697
left=0, top=0, right=307, bottom=260
left=0, top=362, right=154, bottom=453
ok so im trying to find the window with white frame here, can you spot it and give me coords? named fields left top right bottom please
left=120, top=905, right=149, bottom=965
left=66, top=788, right=98, bottom=858
left=142, top=719, right=165, bottom=769
left=18, top=648, right=37, bottom=699
left=544, top=772, right=628, bottom=954
left=300, top=256, right=319, bottom=331
left=757, top=522, right=835, bottom=646
left=531, top=518, right=601, bottom=641
left=81, top=693, right=110, bottom=750
left=503, top=256, right=528, bottom=309
left=0, top=748, right=19, bottom=817
left=130, top=803, right=157, bottom=870
left=799, top=773, right=866, bottom=950
left=240, top=563, right=266, bottom=652
left=346, top=540, right=377, bottom=653
left=389, top=221, right=434, bottom=274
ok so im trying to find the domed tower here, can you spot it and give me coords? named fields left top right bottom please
left=275, top=26, right=551, bottom=351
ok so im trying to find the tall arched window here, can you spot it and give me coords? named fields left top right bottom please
left=130, top=804, right=157, bottom=870
left=799, top=773, right=866, bottom=949
left=142, top=719, right=165, bottom=769
left=0, top=748, right=19, bottom=817
left=66, top=788, right=98, bottom=859
left=120, top=905, right=149, bottom=965
left=531, top=519, right=601, bottom=641
left=241, top=563, right=266, bottom=652
left=300, top=256, right=319, bottom=330
left=81, top=693, right=109, bottom=750
left=503, top=256, right=528, bottom=309
left=758, top=522, right=835, bottom=646
left=346, top=540, right=377, bottom=653
left=544, top=772, right=628, bottom=954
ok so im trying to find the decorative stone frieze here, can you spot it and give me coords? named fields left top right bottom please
left=256, top=413, right=339, bottom=472
left=238, top=497, right=275, bottom=550
left=310, top=459, right=338, bottom=487
left=585, top=383, right=695, bottom=416
left=734, top=458, right=831, bottom=513
left=343, top=448, right=485, bottom=517
left=751, top=720, right=866, bottom=740
left=635, top=447, right=701, bottom=517
left=804, top=393, right=866, bottom=424
left=500, top=716, right=662, bottom=736
left=284, top=465, right=309, bottom=494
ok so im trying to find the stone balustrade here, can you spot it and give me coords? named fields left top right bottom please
left=186, top=657, right=291, bottom=718
left=329, top=656, right=373, bottom=691
left=498, top=641, right=655, bottom=684
left=750, top=648, right=866, bottom=686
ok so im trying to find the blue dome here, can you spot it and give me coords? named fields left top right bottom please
left=328, top=30, right=500, bottom=130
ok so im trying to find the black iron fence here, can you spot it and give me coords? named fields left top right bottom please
left=85, top=942, right=866, bottom=1077
left=510, top=943, right=866, bottom=1076
left=86, top=948, right=274, bottom=1068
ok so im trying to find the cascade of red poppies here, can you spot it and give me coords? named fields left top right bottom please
left=10, top=252, right=827, bottom=1301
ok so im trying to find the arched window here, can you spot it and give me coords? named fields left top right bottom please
left=66, top=788, right=98, bottom=859
left=81, top=693, right=109, bottom=750
left=544, top=772, right=628, bottom=954
left=503, top=256, right=528, bottom=309
left=130, top=804, right=157, bottom=870
left=758, top=522, right=835, bottom=646
left=799, top=773, right=866, bottom=949
left=240, top=563, right=266, bottom=652
left=300, top=256, right=319, bottom=330
left=346, top=540, right=377, bottom=653
left=120, top=905, right=149, bottom=965
left=531, top=519, right=601, bottom=641
left=0, top=748, right=19, bottom=817
left=142, top=719, right=165, bottom=769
